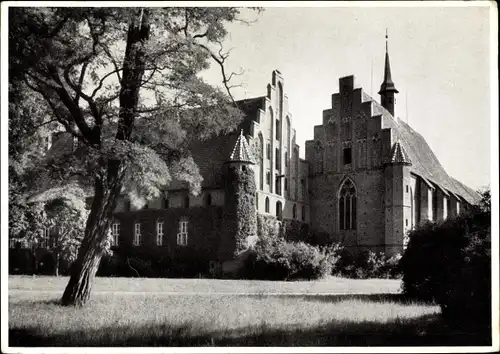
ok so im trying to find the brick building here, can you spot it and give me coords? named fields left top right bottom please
left=10, top=43, right=480, bottom=275
left=304, top=39, right=479, bottom=255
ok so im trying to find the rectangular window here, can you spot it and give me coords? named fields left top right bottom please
left=300, top=179, right=305, bottom=199
left=275, top=148, right=280, bottom=170
left=406, top=185, right=409, bottom=193
left=266, top=143, right=271, bottom=160
left=157, top=221, right=164, bottom=246
left=111, top=223, right=120, bottom=246
left=266, top=171, right=271, bottom=185
left=177, top=221, right=188, bottom=246
left=284, top=178, right=288, bottom=191
left=443, top=197, right=448, bottom=220
left=343, top=147, right=352, bottom=165
left=134, top=223, right=141, bottom=246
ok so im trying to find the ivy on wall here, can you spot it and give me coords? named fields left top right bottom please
left=224, top=165, right=257, bottom=256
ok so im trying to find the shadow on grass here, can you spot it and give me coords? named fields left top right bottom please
left=9, top=294, right=492, bottom=347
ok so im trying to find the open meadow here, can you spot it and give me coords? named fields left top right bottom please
left=8, top=275, right=490, bottom=347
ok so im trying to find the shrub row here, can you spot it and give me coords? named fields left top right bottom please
left=242, top=238, right=342, bottom=280
left=334, top=250, right=402, bottom=279
left=242, top=236, right=402, bottom=281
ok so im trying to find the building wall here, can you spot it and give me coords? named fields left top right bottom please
left=305, top=75, right=395, bottom=254
left=112, top=207, right=224, bottom=263
left=248, top=70, right=310, bottom=223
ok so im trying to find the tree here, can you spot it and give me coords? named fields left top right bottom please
left=10, top=7, right=261, bottom=306
left=477, top=188, right=491, bottom=213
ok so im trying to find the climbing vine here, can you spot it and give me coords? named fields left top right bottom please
left=225, top=165, right=257, bottom=254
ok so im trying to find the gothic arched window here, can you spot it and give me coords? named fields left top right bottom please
left=276, top=201, right=283, bottom=220
left=265, top=197, right=270, bottom=213
left=259, top=133, right=264, bottom=190
left=339, top=178, right=357, bottom=230
left=292, top=204, right=297, bottom=219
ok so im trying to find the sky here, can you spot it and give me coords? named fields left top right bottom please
left=201, top=3, right=494, bottom=192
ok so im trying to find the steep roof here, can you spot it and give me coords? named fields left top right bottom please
left=169, top=97, right=264, bottom=189
left=229, top=130, right=256, bottom=164
left=363, top=92, right=480, bottom=205
left=389, top=141, right=412, bottom=165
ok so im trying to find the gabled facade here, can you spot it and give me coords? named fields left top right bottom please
left=305, top=37, right=479, bottom=255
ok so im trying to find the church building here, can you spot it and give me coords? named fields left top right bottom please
left=10, top=37, right=480, bottom=275
left=305, top=36, right=479, bottom=255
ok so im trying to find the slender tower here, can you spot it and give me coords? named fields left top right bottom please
left=378, top=29, right=399, bottom=118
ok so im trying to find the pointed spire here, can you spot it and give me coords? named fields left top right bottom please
left=389, top=140, right=412, bottom=165
left=229, top=130, right=255, bottom=164
left=379, top=29, right=399, bottom=94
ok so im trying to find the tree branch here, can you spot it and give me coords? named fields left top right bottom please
left=74, top=63, right=89, bottom=105
left=192, top=40, right=239, bottom=104
left=100, top=43, right=123, bottom=83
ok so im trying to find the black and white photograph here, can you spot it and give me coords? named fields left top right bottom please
left=1, top=1, right=498, bottom=352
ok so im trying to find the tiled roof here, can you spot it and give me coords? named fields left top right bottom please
left=169, top=97, right=264, bottom=189
left=229, top=130, right=255, bottom=164
left=364, top=93, right=481, bottom=205
left=389, top=141, right=412, bottom=165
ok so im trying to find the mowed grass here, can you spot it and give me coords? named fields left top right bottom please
left=8, top=277, right=490, bottom=347
left=9, top=275, right=401, bottom=294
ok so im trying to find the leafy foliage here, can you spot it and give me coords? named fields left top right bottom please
left=334, top=250, right=402, bottom=279
left=9, top=6, right=261, bottom=304
left=399, top=209, right=491, bottom=327
left=222, top=165, right=257, bottom=256
left=244, top=236, right=342, bottom=281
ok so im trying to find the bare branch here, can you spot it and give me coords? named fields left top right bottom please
left=33, top=119, right=59, bottom=130
left=100, top=43, right=123, bottom=82
left=74, top=63, right=89, bottom=105
left=90, top=68, right=124, bottom=99
left=25, top=78, right=83, bottom=139
left=192, top=40, right=239, bottom=105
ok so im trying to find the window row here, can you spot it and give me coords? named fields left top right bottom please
left=124, top=193, right=214, bottom=211
left=110, top=220, right=189, bottom=247
left=264, top=172, right=305, bottom=199
left=262, top=197, right=307, bottom=222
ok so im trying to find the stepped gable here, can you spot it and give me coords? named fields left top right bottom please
left=363, top=95, right=480, bottom=204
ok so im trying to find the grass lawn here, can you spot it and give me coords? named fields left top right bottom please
left=9, top=275, right=402, bottom=294
left=8, top=276, right=491, bottom=347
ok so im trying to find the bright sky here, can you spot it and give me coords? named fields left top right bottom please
left=201, top=3, right=494, bottom=192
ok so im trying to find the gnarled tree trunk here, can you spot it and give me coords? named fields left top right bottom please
left=60, top=8, right=150, bottom=306
left=61, top=175, right=123, bottom=306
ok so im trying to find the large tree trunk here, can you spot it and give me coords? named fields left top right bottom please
left=60, top=8, right=150, bottom=307
left=61, top=176, right=123, bottom=306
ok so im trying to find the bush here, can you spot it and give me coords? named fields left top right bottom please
left=399, top=210, right=491, bottom=327
left=243, top=238, right=342, bottom=281
left=333, top=249, right=402, bottom=279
